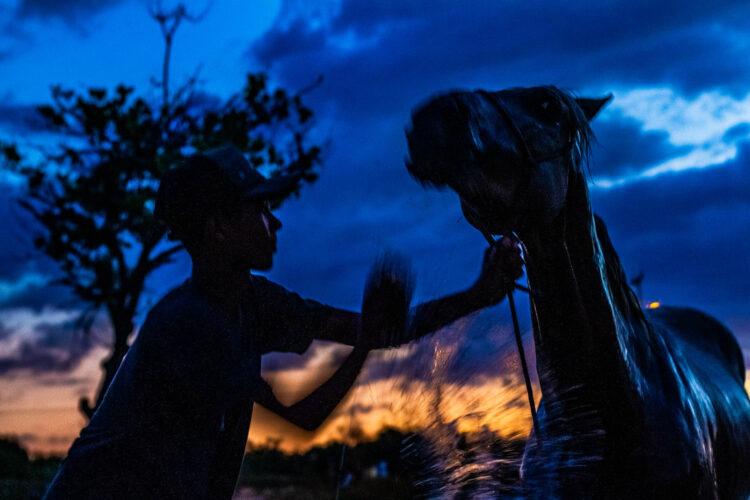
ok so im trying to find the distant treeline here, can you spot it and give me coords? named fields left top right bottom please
left=238, top=428, right=420, bottom=499
left=0, top=436, right=62, bottom=499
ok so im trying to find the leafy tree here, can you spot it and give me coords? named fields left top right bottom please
left=1, top=4, right=322, bottom=418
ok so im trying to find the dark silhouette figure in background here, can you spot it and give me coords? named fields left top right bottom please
left=44, top=145, right=523, bottom=499
left=406, top=86, right=750, bottom=499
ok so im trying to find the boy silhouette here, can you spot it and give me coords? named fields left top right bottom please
left=45, top=146, right=522, bottom=499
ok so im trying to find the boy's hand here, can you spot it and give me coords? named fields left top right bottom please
left=473, top=236, right=524, bottom=304
left=359, top=253, right=414, bottom=349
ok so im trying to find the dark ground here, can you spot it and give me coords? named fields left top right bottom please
left=0, top=429, right=525, bottom=499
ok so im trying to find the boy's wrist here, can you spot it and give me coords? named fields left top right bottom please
left=470, top=278, right=507, bottom=307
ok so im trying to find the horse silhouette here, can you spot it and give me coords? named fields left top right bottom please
left=405, top=86, right=750, bottom=499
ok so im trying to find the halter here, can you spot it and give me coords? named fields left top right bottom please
left=472, top=90, right=578, bottom=433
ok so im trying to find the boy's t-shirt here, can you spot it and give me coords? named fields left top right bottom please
left=44, top=275, right=333, bottom=499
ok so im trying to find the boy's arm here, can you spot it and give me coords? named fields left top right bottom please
left=316, top=237, right=523, bottom=347
left=254, top=347, right=369, bottom=431
left=406, top=237, right=523, bottom=340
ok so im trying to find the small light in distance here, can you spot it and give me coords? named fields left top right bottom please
left=647, top=302, right=661, bottom=309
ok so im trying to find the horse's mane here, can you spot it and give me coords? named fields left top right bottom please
left=592, top=214, right=648, bottom=323
left=544, top=86, right=646, bottom=321
left=550, top=85, right=645, bottom=323
left=541, top=87, right=645, bottom=320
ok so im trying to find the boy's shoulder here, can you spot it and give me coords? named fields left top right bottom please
left=149, top=280, right=198, bottom=315
left=141, top=281, right=222, bottom=336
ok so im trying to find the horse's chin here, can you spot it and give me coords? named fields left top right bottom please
left=473, top=218, right=518, bottom=237
left=464, top=211, right=516, bottom=236
left=460, top=199, right=519, bottom=237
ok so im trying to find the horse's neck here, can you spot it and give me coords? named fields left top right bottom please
left=521, top=173, right=643, bottom=419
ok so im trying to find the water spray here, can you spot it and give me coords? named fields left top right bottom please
left=336, top=252, right=414, bottom=500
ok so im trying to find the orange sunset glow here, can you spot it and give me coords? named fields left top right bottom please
left=0, top=313, right=537, bottom=457
left=2, top=308, right=749, bottom=459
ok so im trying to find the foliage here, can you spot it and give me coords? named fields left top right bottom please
left=238, top=428, right=422, bottom=499
left=0, top=436, right=29, bottom=479
left=0, top=437, right=61, bottom=500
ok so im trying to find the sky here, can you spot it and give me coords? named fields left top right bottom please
left=0, top=0, right=749, bottom=455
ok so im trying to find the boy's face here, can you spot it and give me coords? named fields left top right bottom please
left=221, top=199, right=282, bottom=271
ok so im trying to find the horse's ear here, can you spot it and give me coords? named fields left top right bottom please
left=575, top=94, right=613, bottom=121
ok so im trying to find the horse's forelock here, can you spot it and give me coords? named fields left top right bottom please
left=544, top=86, right=595, bottom=176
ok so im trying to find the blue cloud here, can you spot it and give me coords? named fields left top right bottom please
left=0, top=102, right=48, bottom=134
left=591, top=142, right=750, bottom=322
left=724, top=123, right=750, bottom=143
left=15, top=0, right=124, bottom=23
left=0, top=317, right=96, bottom=375
left=0, top=184, right=75, bottom=312
left=251, top=0, right=750, bottom=114
left=589, top=117, right=690, bottom=178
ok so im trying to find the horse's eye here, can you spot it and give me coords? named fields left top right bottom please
left=539, top=100, right=561, bottom=121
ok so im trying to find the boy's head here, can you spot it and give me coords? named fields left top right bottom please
left=155, top=146, right=299, bottom=270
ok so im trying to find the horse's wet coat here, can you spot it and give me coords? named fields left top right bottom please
left=406, top=86, right=750, bottom=499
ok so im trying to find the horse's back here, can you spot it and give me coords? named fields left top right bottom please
left=647, top=305, right=750, bottom=499
left=646, top=305, right=745, bottom=385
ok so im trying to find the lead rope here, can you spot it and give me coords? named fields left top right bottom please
left=480, top=230, right=539, bottom=432
left=473, top=90, right=551, bottom=433
left=333, top=236, right=539, bottom=499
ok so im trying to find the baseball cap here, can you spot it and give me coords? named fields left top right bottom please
left=202, top=145, right=302, bottom=199
left=154, top=145, right=301, bottom=241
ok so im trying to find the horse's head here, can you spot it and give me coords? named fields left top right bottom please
left=406, top=86, right=610, bottom=235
